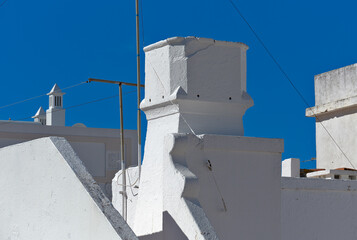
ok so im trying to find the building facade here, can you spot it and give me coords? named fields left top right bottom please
left=0, top=84, right=137, bottom=198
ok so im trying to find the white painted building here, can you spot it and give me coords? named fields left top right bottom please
left=113, top=37, right=282, bottom=239
left=306, top=63, right=357, bottom=170
left=2, top=36, right=357, bottom=239
left=281, top=63, right=357, bottom=239
left=0, top=84, right=138, bottom=198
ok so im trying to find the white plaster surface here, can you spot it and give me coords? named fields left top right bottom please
left=116, top=133, right=283, bottom=239
left=112, top=166, right=140, bottom=228
left=141, top=36, right=253, bottom=136
left=307, top=169, right=357, bottom=179
left=139, top=212, right=189, bottom=240
left=132, top=37, right=254, bottom=237
left=0, top=137, right=137, bottom=240
left=0, top=121, right=137, bottom=198
left=314, top=111, right=357, bottom=169
left=282, top=177, right=357, bottom=240
left=46, top=84, right=65, bottom=126
left=70, top=141, right=106, bottom=177
left=46, top=107, right=66, bottom=126
left=306, top=64, right=357, bottom=170
left=163, top=134, right=283, bottom=240
left=282, top=158, right=300, bottom=177
left=314, top=63, right=357, bottom=105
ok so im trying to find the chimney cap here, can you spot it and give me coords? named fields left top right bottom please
left=32, top=106, right=46, bottom=119
left=47, top=83, right=65, bottom=96
left=143, top=36, right=249, bottom=52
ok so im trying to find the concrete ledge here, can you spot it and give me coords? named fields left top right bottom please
left=282, top=177, right=357, bottom=192
left=0, top=121, right=136, bottom=138
left=306, top=95, right=357, bottom=117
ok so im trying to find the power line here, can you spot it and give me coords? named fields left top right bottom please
left=0, top=0, right=8, bottom=8
left=0, top=81, right=88, bottom=111
left=227, top=0, right=355, bottom=169
left=0, top=90, right=136, bottom=127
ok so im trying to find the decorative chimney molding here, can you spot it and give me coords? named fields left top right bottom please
left=132, top=37, right=258, bottom=236
left=141, top=36, right=253, bottom=136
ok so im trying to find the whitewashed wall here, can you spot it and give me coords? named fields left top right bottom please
left=0, top=121, right=137, bottom=198
left=0, top=137, right=137, bottom=240
left=306, top=64, right=357, bottom=169
left=282, top=177, right=357, bottom=240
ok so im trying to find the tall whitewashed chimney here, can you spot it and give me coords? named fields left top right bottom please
left=141, top=36, right=253, bottom=136
left=133, top=37, right=255, bottom=235
left=46, top=84, right=65, bottom=126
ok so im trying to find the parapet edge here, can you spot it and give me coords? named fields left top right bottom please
left=143, top=36, right=249, bottom=52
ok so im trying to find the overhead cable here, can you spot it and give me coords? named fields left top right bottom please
left=0, top=0, right=8, bottom=8
left=227, top=0, right=355, bottom=169
left=0, top=81, right=88, bottom=111
left=0, top=90, right=136, bottom=127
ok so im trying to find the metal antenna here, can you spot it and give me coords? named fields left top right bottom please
left=135, top=0, right=142, bottom=179
left=88, top=78, right=145, bottom=221
left=118, top=83, right=127, bottom=221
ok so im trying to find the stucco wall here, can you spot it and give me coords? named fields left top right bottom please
left=0, top=137, right=137, bottom=240
left=315, top=110, right=357, bottom=169
left=282, top=177, right=357, bottom=240
left=314, top=63, right=357, bottom=105
left=307, top=63, right=357, bottom=170
left=120, top=133, right=283, bottom=240
left=0, top=121, right=137, bottom=198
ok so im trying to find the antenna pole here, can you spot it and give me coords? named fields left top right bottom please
left=88, top=78, right=145, bottom=221
left=135, top=0, right=142, bottom=179
left=119, top=83, right=127, bottom=221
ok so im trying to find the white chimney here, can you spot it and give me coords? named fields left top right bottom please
left=133, top=37, right=255, bottom=235
left=46, top=84, right=65, bottom=126
left=141, top=36, right=253, bottom=136
left=32, top=107, right=46, bottom=125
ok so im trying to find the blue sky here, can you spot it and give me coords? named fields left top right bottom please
left=1, top=0, right=357, bottom=168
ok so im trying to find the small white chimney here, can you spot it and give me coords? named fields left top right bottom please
left=282, top=158, right=300, bottom=177
left=32, top=107, right=46, bottom=125
left=46, top=84, right=65, bottom=126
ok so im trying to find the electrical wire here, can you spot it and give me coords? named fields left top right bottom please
left=0, top=81, right=88, bottom=111
left=0, top=0, right=8, bottom=8
left=0, top=90, right=136, bottom=127
left=206, top=160, right=227, bottom=212
left=227, top=0, right=355, bottom=169
left=115, top=169, right=140, bottom=188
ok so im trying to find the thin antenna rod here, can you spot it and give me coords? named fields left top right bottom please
left=135, top=0, right=142, bottom=179
left=88, top=78, right=144, bottom=221
left=119, top=83, right=127, bottom=221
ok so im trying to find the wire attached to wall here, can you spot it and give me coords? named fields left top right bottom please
left=206, top=160, right=228, bottom=212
